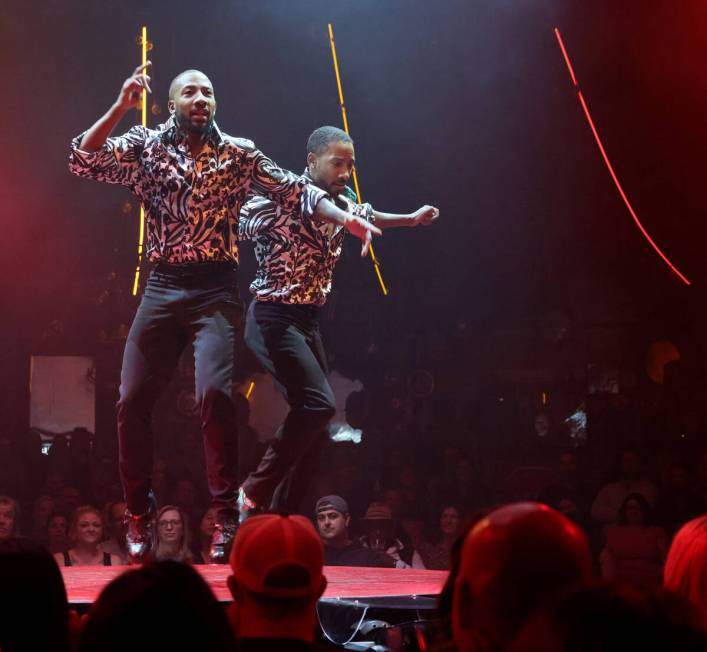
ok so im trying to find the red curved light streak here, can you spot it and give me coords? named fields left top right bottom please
left=554, top=27, right=691, bottom=286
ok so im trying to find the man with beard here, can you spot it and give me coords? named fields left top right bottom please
left=238, top=126, right=439, bottom=519
left=69, top=67, right=380, bottom=563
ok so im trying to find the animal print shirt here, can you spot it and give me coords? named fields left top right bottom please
left=239, top=171, right=373, bottom=305
left=68, top=118, right=327, bottom=264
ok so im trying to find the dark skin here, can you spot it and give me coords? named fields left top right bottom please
left=77, top=64, right=380, bottom=248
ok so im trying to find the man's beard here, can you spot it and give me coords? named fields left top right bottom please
left=175, top=109, right=213, bottom=136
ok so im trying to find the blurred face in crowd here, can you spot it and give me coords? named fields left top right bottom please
left=33, top=495, right=55, bottom=529
left=74, top=510, right=103, bottom=547
left=200, top=507, right=219, bottom=539
left=174, top=479, right=197, bottom=509
left=317, top=509, right=349, bottom=544
left=624, top=499, right=645, bottom=526
left=440, top=506, right=462, bottom=538
left=0, top=502, right=16, bottom=539
left=158, top=509, right=184, bottom=546
left=558, top=452, right=577, bottom=477
left=47, top=514, right=68, bottom=543
left=59, top=486, right=82, bottom=513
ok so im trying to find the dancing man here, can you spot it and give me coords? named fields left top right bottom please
left=238, top=125, right=439, bottom=519
left=68, top=66, right=380, bottom=562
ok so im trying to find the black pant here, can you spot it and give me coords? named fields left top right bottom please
left=117, top=262, right=243, bottom=516
left=242, top=301, right=336, bottom=512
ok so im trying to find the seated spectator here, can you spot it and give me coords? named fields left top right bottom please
left=56, top=485, right=83, bottom=516
left=652, top=461, right=706, bottom=539
left=591, top=448, right=658, bottom=525
left=153, top=504, right=192, bottom=563
left=46, top=511, right=70, bottom=554
left=55, top=505, right=122, bottom=567
left=359, top=501, right=424, bottom=568
left=0, top=537, right=72, bottom=652
left=315, top=495, right=394, bottom=567
left=0, top=495, right=20, bottom=540
left=99, top=500, right=128, bottom=564
left=509, top=583, right=707, bottom=652
left=193, top=506, right=219, bottom=564
left=664, top=514, right=707, bottom=629
left=599, top=493, right=666, bottom=592
left=227, top=513, right=328, bottom=650
left=452, top=502, right=592, bottom=652
left=418, top=504, right=464, bottom=570
left=78, top=560, right=236, bottom=652
left=30, top=494, right=56, bottom=543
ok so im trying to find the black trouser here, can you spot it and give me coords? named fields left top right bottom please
left=117, top=262, right=243, bottom=517
left=241, top=301, right=335, bottom=512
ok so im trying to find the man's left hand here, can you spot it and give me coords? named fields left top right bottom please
left=411, top=205, right=440, bottom=226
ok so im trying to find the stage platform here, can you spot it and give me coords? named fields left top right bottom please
left=61, top=565, right=448, bottom=605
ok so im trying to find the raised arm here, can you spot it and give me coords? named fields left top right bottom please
left=79, top=62, right=152, bottom=152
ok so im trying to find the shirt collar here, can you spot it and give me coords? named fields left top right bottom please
left=159, top=115, right=224, bottom=150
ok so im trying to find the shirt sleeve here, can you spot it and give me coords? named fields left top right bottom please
left=244, top=147, right=328, bottom=219
left=337, top=194, right=375, bottom=222
left=238, top=196, right=279, bottom=241
left=68, top=125, right=148, bottom=188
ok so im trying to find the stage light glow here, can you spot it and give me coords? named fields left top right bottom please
left=327, top=23, right=388, bottom=296
left=554, top=28, right=690, bottom=286
left=246, top=381, right=255, bottom=400
left=132, top=26, right=148, bottom=296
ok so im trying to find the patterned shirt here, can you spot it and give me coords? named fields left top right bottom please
left=69, top=118, right=326, bottom=264
left=239, top=170, right=373, bottom=305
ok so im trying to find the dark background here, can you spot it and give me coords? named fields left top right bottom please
left=2, top=0, right=707, bottom=454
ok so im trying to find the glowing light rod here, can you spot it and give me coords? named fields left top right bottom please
left=553, top=27, right=690, bottom=286
left=132, top=25, right=148, bottom=296
left=327, top=23, right=388, bottom=296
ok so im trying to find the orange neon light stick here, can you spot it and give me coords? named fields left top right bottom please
left=327, top=23, right=388, bottom=296
left=554, top=27, right=690, bottom=286
left=132, top=26, right=148, bottom=296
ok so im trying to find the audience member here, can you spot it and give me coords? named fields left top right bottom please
left=315, top=495, right=394, bottom=567
left=0, top=495, right=20, bottom=539
left=152, top=504, right=192, bottom=563
left=46, top=511, right=70, bottom=554
left=227, top=513, right=328, bottom=650
left=99, top=500, right=128, bottom=564
left=0, top=537, right=73, bottom=652
left=78, top=560, right=236, bottom=652
left=509, top=583, right=707, bottom=652
left=599, top=493, right=666, bottom=592
left=30, top=494, right=56, bottom=543
left=652, top=461, right=706, bottom=538
left=591, top=449, right=658, bottom=525
left=193, top=506, right=219, bottom=564
left=664, top=514, right=707, bottom=629
left=54, top=505, right=122, bottom=566
left=418, top=504, right=464, bottom=570
left=452, top=502, right=592, bottom=652
left=359, top=501, right=424, bottom=568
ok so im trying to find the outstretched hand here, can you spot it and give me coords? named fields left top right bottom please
left=411, top=205, right=440, bottom=226
left=345, top=215, right=381, bottom=257
left=117, top=62, right=152, bottom=111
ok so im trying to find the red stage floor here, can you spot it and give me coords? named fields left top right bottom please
left=61, top=565, right=448, bottom=605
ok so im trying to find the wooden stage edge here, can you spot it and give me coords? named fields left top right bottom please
left=62, top=565, right=449, bottom=605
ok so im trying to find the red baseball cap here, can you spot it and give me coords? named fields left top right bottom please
left=229, top=514, right=325, bottom=598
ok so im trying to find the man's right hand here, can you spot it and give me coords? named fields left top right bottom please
left=116, top=62, right=152, bottom=112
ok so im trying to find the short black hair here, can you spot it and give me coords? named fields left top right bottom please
left=168, top=69, right=211, bottom=100
left=306, top=126, right=352, bottom=156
